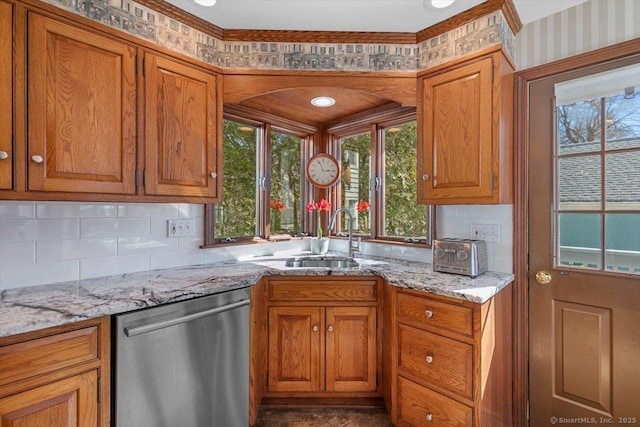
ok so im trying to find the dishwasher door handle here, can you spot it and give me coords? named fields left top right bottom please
left=124, top=299, right=250, bottom=337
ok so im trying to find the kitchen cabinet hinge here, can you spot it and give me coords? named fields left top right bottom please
left=97, top=377, right=101, bottom=402
left=491, top=65, right=495, bottom=82
left=142, top=60, right=146, bottom=77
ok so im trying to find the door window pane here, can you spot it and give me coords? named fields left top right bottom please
left=558, top=213, right=602, bottom=270
left=215, top=121, right=257, bottom=238
left=340, top=133, right=371, bottom=235
left=605, top=214, right=640, bottom=273
left=556, top=100, right=602, bottom=155
left=605, top=151, right=640, bottom=210
left=558, top=156, right=601, bottom=211
left=382, top=122, right=427, bottom=238
left=605, top=93, right=640, bottom=151
left=271, top=131, right=301, bottom=235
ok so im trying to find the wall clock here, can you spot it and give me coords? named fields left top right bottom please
left=306, top=153, right=340, bottom=188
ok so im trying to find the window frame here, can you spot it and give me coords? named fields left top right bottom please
left=203, top=105, right=316, bottom=246
left=327, top=107, right=435, bottom=247
left=203, top=105, right=434, bottom=248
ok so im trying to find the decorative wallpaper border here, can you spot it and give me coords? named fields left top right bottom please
left=43, top=0, right=514, bottom=71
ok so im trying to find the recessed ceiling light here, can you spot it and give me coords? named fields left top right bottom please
left=428, top=0, right=455, bottom=9
left=193, top=0, right=216, bottom=6
left=310, top=96, right=336, bottom=108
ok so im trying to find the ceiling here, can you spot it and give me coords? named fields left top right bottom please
left=164, top=0, right=590, bottom=33
left=163, top=0, right=590, bottom=126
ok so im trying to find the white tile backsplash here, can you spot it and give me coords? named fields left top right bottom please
left=437, top=204, right=513, bottom=273
left=0, top=201, right=207, bottom=290
left=0, top=201, right=514, bottom=290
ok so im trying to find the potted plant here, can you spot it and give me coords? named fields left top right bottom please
left=306, top=198, right=331, bottom=254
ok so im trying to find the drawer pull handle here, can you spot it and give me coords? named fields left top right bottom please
left=425, top=413, right=433, bottom=422
left=312, top=325, right=319, bottom=332
left=31, top=155, right=44, bottom=164
left=425, top=310, right=433, bottom=318
left=425, top=355, right=433, bottom=364
left=327, top=325, right=334, bottom=332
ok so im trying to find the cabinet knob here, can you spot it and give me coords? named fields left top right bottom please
left=312, top=325, right=319, bottom=332
left=422, top=174, right=430, bottom=181
left=0, top=151, right=8, bottom=160
left=425, top=355, right=434, bottom=364
left=327, top=325, right=334, bottom=332
left=31, top=155, right=44, bottom=164
left=425, top=413, right=433, bottom=422
left=424, top=310, right=433, bottom=318
left=210, top=172, right=217, bottom=178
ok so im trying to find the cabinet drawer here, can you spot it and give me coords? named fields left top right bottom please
left=269, top=279, right=377, bottom=302
left=398, top=324, right=473, bottom=399
left=397, top=376, right=472, bottom=427
left=397, top=292, right=473, bottom=336
left=0, top=326, right=99, bottom=387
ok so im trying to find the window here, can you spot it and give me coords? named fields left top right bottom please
left=214, top=120, right=258, bottom=240
left=204, top=107, right=311, bottom=245
left=205, top=107, right=432, bottom=248
left=270, top=131, right=302, bottom=235
left=554, top=64, right=640, bottom=274
left=330, top=112, right=433, bottom=245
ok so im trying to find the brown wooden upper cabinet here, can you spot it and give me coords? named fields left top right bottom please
left=27, top=13, right=137, bottom=195
left=0, top=1, right=13, bottom=190
left=418, top=45, right=514, bottom=205
left=144, top=53, right=221, bottom=199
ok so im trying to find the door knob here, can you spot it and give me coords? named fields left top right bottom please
left=312, top=325, right=319, bottom=332
left=0, top=151, right=8, bottom=160
left=327, top=325, right=334, bottom=332
left=210, top=172, right=217, bottom=178
left=535, top=271, right=552, bottom=285
left=31, top=155, right=44, bottom=164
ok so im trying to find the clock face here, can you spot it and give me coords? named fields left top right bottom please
left=306, top=154, right=340, bottom=188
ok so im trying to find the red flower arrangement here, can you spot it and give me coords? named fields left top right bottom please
left=306, top=198, right=332, bottom=239
left=356, top=200, right=370, bottom=212
left=270, top=200, right=285, bottom=212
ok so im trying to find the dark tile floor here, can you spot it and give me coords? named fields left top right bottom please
left=255, top=407, right=393, bottom=427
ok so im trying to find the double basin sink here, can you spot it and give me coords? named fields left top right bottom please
left=284, top=255, right=360, bottom=269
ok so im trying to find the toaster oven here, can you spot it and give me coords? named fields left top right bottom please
left=432, top=238, right=488, bottom=277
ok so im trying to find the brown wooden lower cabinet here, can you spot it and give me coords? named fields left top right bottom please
left=0, top=317, right=111, bottom=427
left=391, top=286, right=513, bottom=427
left=251, top=278, right=513, bottom=427
left=265, top=277, right=379, bottom=396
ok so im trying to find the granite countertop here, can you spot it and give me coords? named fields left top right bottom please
left=0, top=252, right=514, bottom=338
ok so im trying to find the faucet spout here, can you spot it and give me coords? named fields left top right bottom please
left=328, top=208, right=359, bottom=258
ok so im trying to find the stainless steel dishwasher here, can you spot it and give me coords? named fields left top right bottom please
left=114, top=287, right=250, bottom=427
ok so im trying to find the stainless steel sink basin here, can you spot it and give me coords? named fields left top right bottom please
left=285, top=256, right=359, bottom=269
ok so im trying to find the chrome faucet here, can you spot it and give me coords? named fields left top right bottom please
left=328, top=208, right=360, bottom=258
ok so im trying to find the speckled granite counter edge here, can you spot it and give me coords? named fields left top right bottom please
left=0, top=256, right=514, bottom=338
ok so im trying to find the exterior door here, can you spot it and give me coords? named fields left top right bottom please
left=528, top=57, right=640, bottom=426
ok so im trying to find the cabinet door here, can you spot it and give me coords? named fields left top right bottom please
left=0, top=1, right=12, bottom=189
left=326, top=306, right=377, bottom=392
left=144, top=53, right=220, bottom=199
left=27, top=13, right=136, bottom=194
left=419, top=56, right=493, bottom=203
left=268, top=306, right=322, bottom=392
left=0, top=370, right=98, bottom=427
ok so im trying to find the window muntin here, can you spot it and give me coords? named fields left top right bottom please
left=554, top=80, right=640, bottom=275
left=214, top=120, right=257, bottom=239
left=270, top=131, right=302, bottom=235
